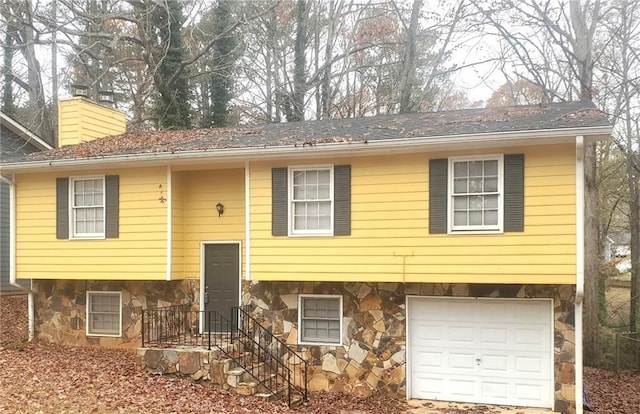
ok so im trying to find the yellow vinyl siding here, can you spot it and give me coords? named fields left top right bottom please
left=58, top=97, right=126, bottom=147
left=250, top=144, right=576, bottom=284
left=15, top=167, right=168, bottom=280
left=174, top=169, right=245, bottom=280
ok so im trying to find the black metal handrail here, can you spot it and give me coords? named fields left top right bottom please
left=233, top=306, right=309, bottom=406
left=141, top=304, right=232, bottom=350
left=141, top=304, right=309, bottom=407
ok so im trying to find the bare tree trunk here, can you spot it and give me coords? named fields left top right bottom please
left=398, top=0, right=422, bottom=113
left=584, top=141, right=600, bottom=362
left=291, top=0, right=308, bottom=121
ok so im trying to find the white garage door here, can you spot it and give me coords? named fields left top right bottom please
left=408, top=297, right=553, bottom=408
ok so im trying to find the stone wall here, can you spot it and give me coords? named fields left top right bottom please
left=244, top=281, right=577, bottom=413
left=33, top=279, right=199, bottom=348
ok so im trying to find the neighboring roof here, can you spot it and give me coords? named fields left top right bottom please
left=3, top=101, right=611, bottom=168
left=610, top=232, right=631, bottom=245
left=0, top=111, right=53, bottom=152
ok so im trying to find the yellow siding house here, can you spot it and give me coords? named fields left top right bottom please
left=0, top=98, right=611, bottom=413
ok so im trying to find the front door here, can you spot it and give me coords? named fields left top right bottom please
left=203, top=243, right=240, bottom=328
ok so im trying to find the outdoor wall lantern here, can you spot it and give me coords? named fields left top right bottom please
left=216, top=202, right=224, bottom=217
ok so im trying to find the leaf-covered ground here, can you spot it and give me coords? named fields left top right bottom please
left=0, top=295, right=407, bottom=414
left=2, top=294, right=640, bottom=413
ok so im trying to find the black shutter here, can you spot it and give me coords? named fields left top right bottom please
left=105, top=175, right=119, bottom=238
left=334, top=165, right=351, bottom=236
left=429, top=159, right=448, bottom=234
left=56, top=177, right=69, bottom=239
left=272, top=168, right=288, bottom=236
left=504, top=154, right=525, bottom=232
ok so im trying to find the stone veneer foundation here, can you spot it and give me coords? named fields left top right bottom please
left=32, top=279, right=198, bottom=348
left=243, top=282, right=577, bottom=414
left=33, top=279, right=576, bottom=413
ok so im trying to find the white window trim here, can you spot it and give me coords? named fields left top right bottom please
left=447, top=154, right=504, bottom=234
left=288, top=165, right=334, bottom=237
left=69, top=175, right=106, bottom=240
left=86, top=291, right=122, bottom=337
left=298, top=294, right=343, bottom=346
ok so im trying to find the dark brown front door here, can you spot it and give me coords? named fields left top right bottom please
left=204, top=243, right=239, bottom=326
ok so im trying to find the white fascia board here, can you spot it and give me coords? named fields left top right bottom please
left=0, top=125, right=612, bottom=174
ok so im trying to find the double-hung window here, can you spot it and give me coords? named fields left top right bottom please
left=71, top=177, right=105, bottom=238
left=290, top=167, right=333, bottom=235
left=298, top=294, right=342, bottom=345
left=449, top=155, right=503, bottom=232
left=86, top=291, right=122, bottom=337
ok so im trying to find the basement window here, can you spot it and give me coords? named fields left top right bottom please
left=86, top=291, right=122, bottom=337
left=298, top=295, right=342, bottom=345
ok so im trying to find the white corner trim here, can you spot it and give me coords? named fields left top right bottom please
left=166, top=165, right=172, bottom=281
left=244, top=161, right=251, bottom=281
left=575, top=135, right=585, bottom=414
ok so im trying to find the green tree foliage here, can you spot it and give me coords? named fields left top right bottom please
left=150, top=0, right=192, bottom=129
left=199, top=0, right=239, bottom=128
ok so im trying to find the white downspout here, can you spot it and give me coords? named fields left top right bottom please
left=244, top=161, right=251, bottom=281
left=0, top=174, right=34, bottom=341
left=166, top=165, right=172, bottom=281
left=575, top=135, right=585, bottom=414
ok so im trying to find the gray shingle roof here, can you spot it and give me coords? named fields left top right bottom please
left=20, top=101, right=609, bottom=162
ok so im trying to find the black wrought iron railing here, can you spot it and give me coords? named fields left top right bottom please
left=232, top=306, right=309, bottom=406
left=141, top=303, right=232, bottom=350
left=140, top=304, right=308, bottom=407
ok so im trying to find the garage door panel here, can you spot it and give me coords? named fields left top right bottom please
left=414, top=350, right=444, bottom=370
left=449, top=325, right=474, bottom=343
left=481, top=327, right=508, bottom=345
left=481, top=355, right=508, bottom=373
left=449, top=352, right=476, bottom=370
left=515, top=327, right=548, bottom=347
left=409, top=297, right=553, bottom=408
left=481, top=381, right=510, bottom=400
left=515, top=355, right=548, bottom=376
left=449, top=379, right=476, bottom=397
left=412, top=375, right=444, bottom=396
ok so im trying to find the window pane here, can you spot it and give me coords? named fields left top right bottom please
left=307, top=202, right=319, bottom=216
left=293, top=171, right=305, bottom=185
left=88, top=293, right=120, bottom=336
left=469, top=211, right=483, bottom=225
left=450, top=158, right=501, bottom=230
left=453, top=196, right=467, bottom=209
left=318, top=170, right=330, bottom=184
left=469, top=161, right=483, bottom=176
left=318, top=184, right=330, bottom=199
left=291, top=169, right=332, bottom=233
left=469, top=178, right=483, bottom=193
left=453, top=162, right=467, bottom=178
left=301, top=296, right=341, bottom=343
left=485, top=160, right=498, bottom=175
left=454, top=178, right=467, bottom=193
left=469, top=196, right=483, bottom=210
left=484, top=177, right=498, bottom=192
left=485, top=210, right=498, bottom=225
left=485, top=195, right=498, bottom=209
left=454, top=211, right=467, bottom=226
left=306, top=171, right=318, bottom=185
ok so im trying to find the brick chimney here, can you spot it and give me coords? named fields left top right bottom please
left=57, top=92, right=126, bottom=148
